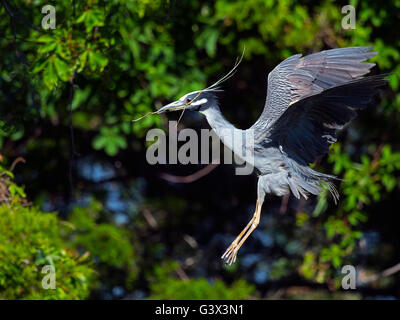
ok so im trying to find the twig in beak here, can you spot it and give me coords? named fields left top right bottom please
left=176, top=90, right=202, bottom=127
left=131, top=110, right=159, bottom=122
left=176, top=105, right=187, bottom=128
left=133, top=90, right=202, bottom=125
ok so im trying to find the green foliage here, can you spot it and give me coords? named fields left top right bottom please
left=65, top=201, right=136, bottom=270
left=0, top=164, right=26, bottom=203
left=0, top=204, right=95, bottom=299
left=0, top=162, right=141, bottom=298
left=298, top=143, right=400, bottom=284
left=148, top=261, right=256, bottom=300
left=93, top=127, right=128, bottom=156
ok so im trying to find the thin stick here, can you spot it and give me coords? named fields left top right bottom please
left=131, top=111, right=159, bottom=122
left=175, top=91, right=202, bottom=127
left=133, top=89, right=203, bottom=124
left=361, top=262, right=400, bottom=284
left=176, top=105, right=187, bottom=127
left=159, top=163, right=219, bottom=183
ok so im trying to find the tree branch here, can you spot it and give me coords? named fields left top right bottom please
left=159, top=163, right=219, bottom=184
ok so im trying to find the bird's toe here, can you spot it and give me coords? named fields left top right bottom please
left=222, top=243, right=239, bottom=265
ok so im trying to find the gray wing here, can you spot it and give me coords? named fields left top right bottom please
left=251, top=46, right=377, bottom=137
left=266, top=74, right=388, bottom=166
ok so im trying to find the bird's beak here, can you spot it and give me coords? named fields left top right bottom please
left=132, top=100, right=186, bottom=123
left=157, top=101, right=185, bottom=114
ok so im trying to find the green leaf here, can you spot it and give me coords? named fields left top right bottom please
left=54, top=57, right=71, bottom=82
left=88, top=51, right=109, bottom=72
left=196, top=28, right=219, bottom=57
left=43, top=62, right=58, bottom=90
left=72, top=87, right=92, bottom=110
left=92, top=127, right=127, bottom=156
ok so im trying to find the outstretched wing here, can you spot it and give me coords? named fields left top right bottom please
left=251, top=46, right=377, bottom=136
left=267, top=74, right=388, bottom=166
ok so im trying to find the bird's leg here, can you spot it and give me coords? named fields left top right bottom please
left=221, top=211, right=256, bottom=260
left=221, top=200, right=262, bottom=265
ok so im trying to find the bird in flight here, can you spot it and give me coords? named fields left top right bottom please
left=135, top=46, right=388, bottom=265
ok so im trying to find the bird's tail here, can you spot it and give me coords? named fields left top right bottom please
left=285, top=157, right=340, bottom=203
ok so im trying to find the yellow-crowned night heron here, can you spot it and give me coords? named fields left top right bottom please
left=136, top=46, right=388, bottom=264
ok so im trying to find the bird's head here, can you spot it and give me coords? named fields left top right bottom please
left=157, top=90, right=217, bottom=114
left=132, top=49, right=244, bottom=123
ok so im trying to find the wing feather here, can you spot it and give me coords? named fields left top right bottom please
left=251, top=46, right=378, bottom=136
left=268, top=74, right=388, bottom=165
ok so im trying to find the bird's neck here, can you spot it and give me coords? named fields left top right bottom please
left=201, top=104, right=256, bottom=170
left=201, top=104, right=235, bottom=133
left=201, top=104, right=242, bottom=151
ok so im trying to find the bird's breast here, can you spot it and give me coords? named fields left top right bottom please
left=253, top=146, right=287, bottom=175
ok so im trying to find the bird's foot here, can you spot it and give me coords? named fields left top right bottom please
left=221, top=200, right=263, bottom=265
left=221, top=241, right=240, bottom=265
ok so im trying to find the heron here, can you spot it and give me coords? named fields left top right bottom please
left=135, top=46, right=388, bottom=265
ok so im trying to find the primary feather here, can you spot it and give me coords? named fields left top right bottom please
left=252, top=46, right=378, bottom=134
